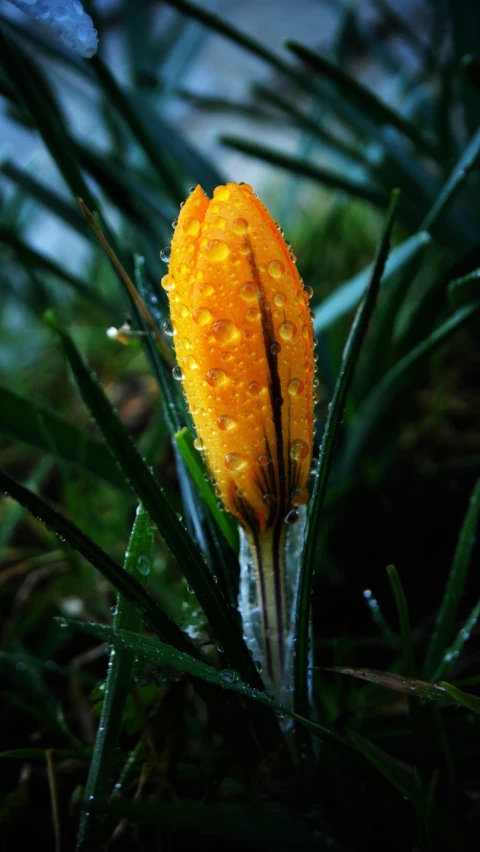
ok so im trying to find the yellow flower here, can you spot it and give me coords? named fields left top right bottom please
left=165, top=182, right=314, bottom=698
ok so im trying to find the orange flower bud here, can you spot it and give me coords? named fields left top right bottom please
left=166, top=182, right=314, bottom=699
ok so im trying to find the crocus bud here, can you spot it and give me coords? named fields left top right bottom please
left=166, top=183, right=314, bottom=702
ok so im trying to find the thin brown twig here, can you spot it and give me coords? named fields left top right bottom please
left=45, top=748, right=62, bottom=852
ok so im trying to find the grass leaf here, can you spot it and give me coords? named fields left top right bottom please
left=386, top=564, right=416, bottom=675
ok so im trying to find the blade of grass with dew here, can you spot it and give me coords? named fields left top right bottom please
left=313, top=232, right=431, bottom=333
left=362, top=588, right=400, bottom=649
left=341, top=300, right=480, bottom=477
left=0, top=385, right=128, bottom=490
left=220, top=136, right=387, bottom=206
left=174, top=427, right=238, bottom=552
left=76, top=503, right=154, bottom=852
left=387, top=564, right=416, bottom=676
left=0, top=457, right=51, bottom=552
left=438, top=597, right=480, bottom=682
left=294, top=190, right=400, bottom=725
left=60, top=617, right=359, bottom=759
left=0, top=469, right=197, bottom=656
left=45, top=312, right=265, bottom=690
left=0, top=230, right=117, bottom=316
left=448, top=268, right=480, bottom=308
left=0, top=160, right=90, bottom=238
left=424, top=476, right=480, bottom=681
left=325, top=668, right=447, bottom=701
left=285, top=41, right=440, bottom=159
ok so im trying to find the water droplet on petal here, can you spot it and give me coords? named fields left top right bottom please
left=217, top=415, right=236, bottom=431
left=279, top=321, right=296, bottom=340
left=232, top=217, right=248, bottom=235
left=284, top=509, right=300, bottom=525
left=161, top=274, right=174, bottom=291
left=163, top=320, right=174, bottom=336
left=160, top=246, right=171, bottom=262
left=240, top=281, right=259, bottom=301
left=172, top=366, right=183, bottom=381
left=214, top=186, right=231, bottom=201
left=248, top=381, right=261, bottom=396
left=212, top=319, right=239, bottom=343
left=246, top=307, right=260, bottom=321
left=183, top=217, right=200, bottom=236
left=270, top=342, right=281, bottom=355
left=193, top=437, right=204, bottom=451
left=205, top=239, right=229, bottom=262
left=267, top=260, right=285, bottom=279
left=225, top=453, right=246, bottom=471
left=262, top=492, right=276, bottom=506
left=288, top=378, right=304, bottom=396
left=207, top=369, right=228, bottom=387
left=290, top=439, right=309, bottom=461
left=273, top=292, right=287, bottom=307
left=193, top=307, right=212, bottom=326
left=257, top=454, right=269, bottom=466
left=185, top=355, right=198, bottom=370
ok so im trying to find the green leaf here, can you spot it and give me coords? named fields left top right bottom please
left=420, top=126, right=480, bottom=233
left=348, top=728, right=424, bottom=807
left=0, top=457, right=51, bottom=551
left=448, top=268, right=480, bottom=308
left=440, top=598, right=480, bottom=681
left=0, top=385, right=128, bottom=491
left=0, top=469, right=196, bottom=656
left=425, top=476, right=480, bottom=680
left=45, top=313, right=263, bottom=689
left=61, top=617, right=355, bottom=756
left=285, top=41, right=440, bottom=159
left=313, top=232, right=431, bottom=332
left=327, top=668, right=446, bottom=701
left=294, top=190, right=400, bottom=725
left=76, top=504, right=154, bottom=852
left=220, top=135, right=387, bottom=206
left=386, top=564, right=416, bottom=676
left=174, top=427, right=238, bottom=552
left=439, top=682, right=480, bottom=715
left=341, top=301, right=480, bottom=476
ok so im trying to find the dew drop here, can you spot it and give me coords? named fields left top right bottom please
left=248, top=381, right=261, bottom=396
left=137, top=555, right=151, bottom=576
left=162, top=320, right=174, bottom=336
left=240, top=281, right=259, bottom=301
left=279, top=321, right=296, bottom=340
left=225, top=453, right=246, bottom=471
left=246, top=307, right=260, bottom=321
left=205, top=239, right=229, bottom=262
left=193, top=307, right=212, bottom=326
left=288, top=378, right=304, bottom=396
left=270, top=342, right=281, bottom=355
left=160, top=246, right=171, bottom=262
left=232, top=217, right=248, bottom=235
left=285, top=509, right=300, bottom=525
left=273, top=292, right=287, bottom=307
left=292, top=486, right=309, bottom=505
left=221, top=351, right=234, bottom=362
left=214, top=186, right=231, bottom=201
left=183, top=216, right=200, bottom=236
left=200, top=282, right=214, bottom=297
left=212, top=319, right=239, bottom=344
left=185, top=354, right=198, bottom=370
left=207, top=368, right=228, bottom=387
left=193, top=437, right=204, bottom=451
left=179, top=304, right=190, bottom=318
left=290, top=438, right=309, bottom=461
left=262, top=493, right=276, bottom=506
left=257, top=454, right=269, bottom=466
left=172, top=365, right=183, bottom=381
left=161, top=274, right=174, bottom=291
left=267, top=259, right=285, bottom=279
left=217, top=415, right=236, bottom=431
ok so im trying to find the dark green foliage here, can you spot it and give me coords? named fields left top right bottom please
left=1, top=3, right=480, bottom=851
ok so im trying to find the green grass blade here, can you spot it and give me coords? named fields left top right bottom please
left=439, top=682, right=480, bottom=715
left=0, top=457, right=51, bottom=551
left=0, top=469, right=196, bottom=656
left=76, top=504, right=154, bottom=851
left=363, top=588, right=400, bottom=649
left=220, top=136, right=387, bottom=206
left=174, top=427, right=238, bottom=552
left=313, top=233, right=431, bottom=333
left=61, top=617, right=355, bottom=756
left=46, top=313, right=263, bottom=688
left=285, top=41, right=440, bottom=159
left=341, top=301, right=480, bottom=476
left=448, top=268, right=480, bottom=308
left=1, top=229, right=116, bottom=315
left=386, top=564, right=416, bottom=675
left=0, top=385, right=128, bottom=490
left=348, top=729, right=424, bottom=807
left=438, top=598, right=480, bottom=681
left=424, top=476, right=480, bottom=680
left=294, top=190, right=400, bottom=723
left=420, top=126, right=480, bottom=233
